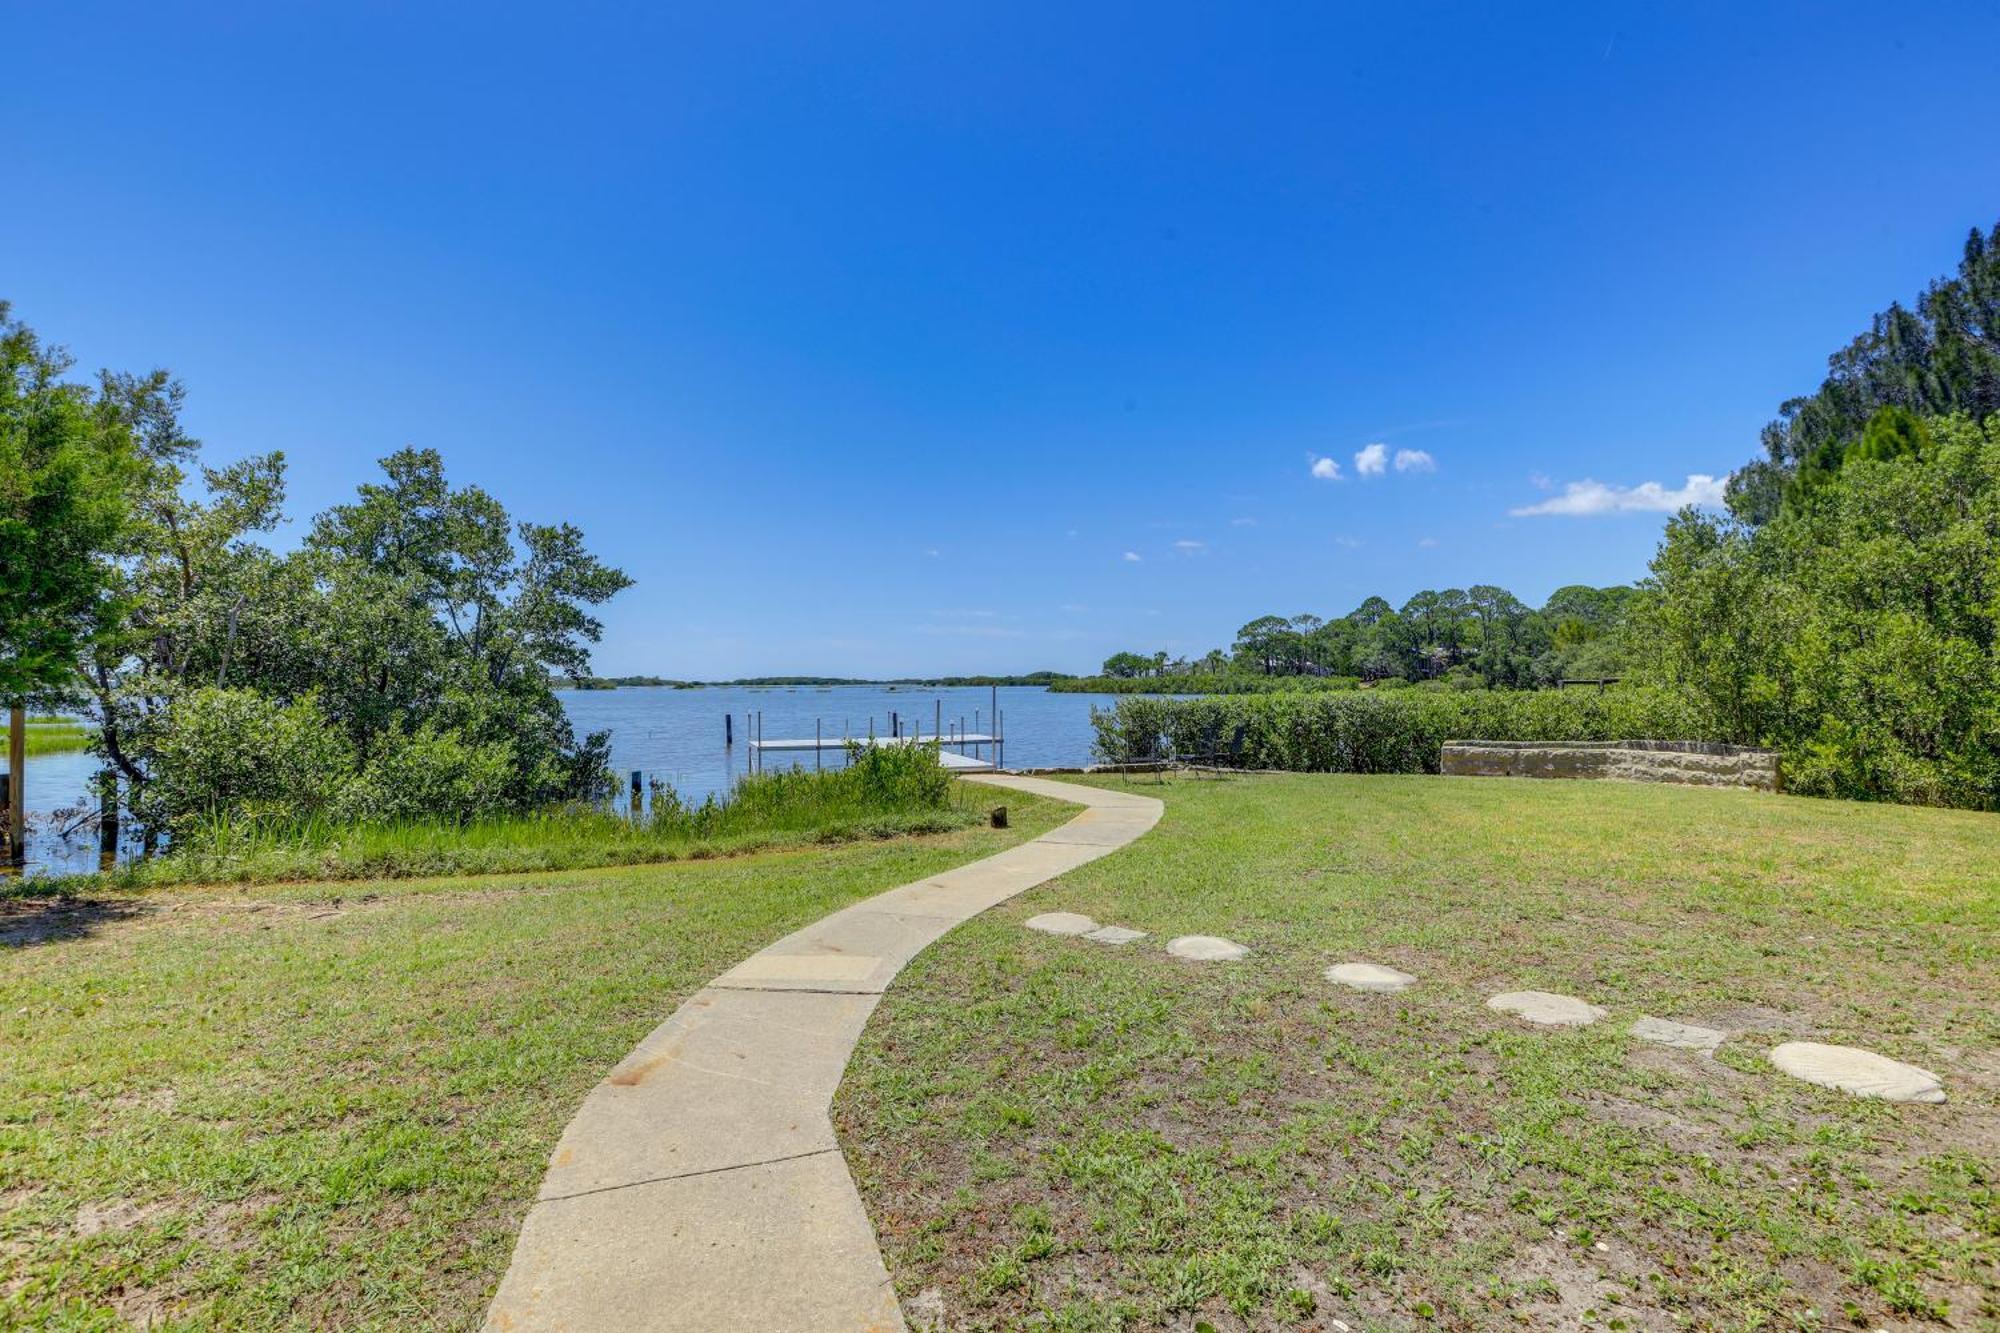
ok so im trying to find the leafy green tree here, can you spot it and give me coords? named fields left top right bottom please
left=0, top=305, right=138, bottom=705
left=1100, top=651, right=1154, bottom=678
left=1730, top=221, right=2000, bottom=522
left=1232, top=615, right=1297, bottom=675
left=1636, top=413, right=2000, bottom=806
left=77, top=413, right=633, bottom=833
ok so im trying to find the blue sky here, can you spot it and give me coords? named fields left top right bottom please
left=8, top=3, right=1998, bottom=677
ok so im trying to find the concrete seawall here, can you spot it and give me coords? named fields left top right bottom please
left=1440, top=739, right=1780, bottom=792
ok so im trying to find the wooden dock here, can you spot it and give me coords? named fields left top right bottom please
left=748, top=733, right=1000, bottom=771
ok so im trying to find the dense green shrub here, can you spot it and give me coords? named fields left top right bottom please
left=143, top=688, right=356, bottom=832
left=336, top=721, right=515, bottom=825
left=1091, top=687, right=1707, bottom=772
left=1051, top=673, right=1360, bottom=696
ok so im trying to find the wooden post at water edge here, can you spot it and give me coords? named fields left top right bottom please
left=98, top=770, right=119, bottom=861
left=6, top=704, right=23, bottom=864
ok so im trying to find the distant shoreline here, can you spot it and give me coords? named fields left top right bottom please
left=560, top=673, right=1077, bottom=691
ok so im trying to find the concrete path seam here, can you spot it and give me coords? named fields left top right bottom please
left=538, top=1148, right=842, bottom=1204
left=482, top=773, right=1162, bottom=1333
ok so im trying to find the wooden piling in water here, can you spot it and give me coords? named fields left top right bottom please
left=6, top=704, right=23, bottom=863
left=99, top=770, right=118, bottom=857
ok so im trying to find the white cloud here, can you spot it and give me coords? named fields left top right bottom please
left=1333, top=534, right=1361, bottom=549
left=1417, top=536, right=1440, bottom=548
left=1528, top=471, right=1553, bottom=491
left=1174, top=539, right=1206, bottom=554
left=1122, top=550, right=1142, bottom=562
left=1354, top=442, right=1388, bottom=476
left=1393, top=448, right=1436, bottom=473
left=1231, top=516, right=1258, bottom=527
left=1510, top=474, right=1729, bottom=517
left=1310, top=456, right=1343, bottom=481
left=923, top=547, right=941, bottom=557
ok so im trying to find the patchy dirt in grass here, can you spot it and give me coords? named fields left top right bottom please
left=72, top=1199, right=169, bottom=1238
left=838, top=777, right=2000, bottom=1331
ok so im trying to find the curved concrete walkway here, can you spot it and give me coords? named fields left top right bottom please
left=482, top=774, right=1162, bottom=1333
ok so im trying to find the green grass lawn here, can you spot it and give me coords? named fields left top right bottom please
left=0, top=788, right=1066, bottom=1330
left=836, top=774, right=1999, bottom=1331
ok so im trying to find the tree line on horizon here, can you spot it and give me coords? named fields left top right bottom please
left=1097, top=584, right=1633, bottom=690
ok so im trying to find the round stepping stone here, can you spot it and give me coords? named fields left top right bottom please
left=1769, top=1042, right=1945, bottom=1103
left=1486, top=990, right=1607, bottom=1028
left=1630, top=1016, right=1725, bottom=1051
left=1325, top=962, right=1417, bottom=994
left=1024, top=912, right=1098, bottom=936
left=1084, top=925, right=1147, bottom=945
left=1167, top=935, right=1250, bottom=962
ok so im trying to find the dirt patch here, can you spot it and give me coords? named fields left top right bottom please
left=74, top=1199, right=169, bottom=1237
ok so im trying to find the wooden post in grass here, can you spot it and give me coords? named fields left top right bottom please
left=630, top=770, right=642, bottom=817
left=815, top=719, right=821, bottom=771
left=7, top=704, right=23, bottom=864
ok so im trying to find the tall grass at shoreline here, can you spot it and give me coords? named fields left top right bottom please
left=25, top=743, right=981, bottom=891
left=21, top=719, right=90, bottom=757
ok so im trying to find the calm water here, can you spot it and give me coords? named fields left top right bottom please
left=560, top=683, right=1116, bottom=800
left=10, top=685, right=1124, bottom=875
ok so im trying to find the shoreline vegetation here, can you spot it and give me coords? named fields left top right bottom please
left=1092, top=687, right=1704, bottom=775
left=563, top=671, right=1076, bottom=690
left=21, top=718, right=90, bottom=757
left=16, top=745, right=981, bottom=895
left=1051, top=673, right=1364, bottom=695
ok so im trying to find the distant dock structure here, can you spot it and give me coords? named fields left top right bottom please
left=737, top=687, right=1006, bottom=773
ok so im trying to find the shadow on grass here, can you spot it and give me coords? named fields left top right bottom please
left=0, top=895, right=146, bottom=948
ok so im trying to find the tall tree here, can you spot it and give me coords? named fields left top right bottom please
left=1729, top=221, right=2000, bottom=522
left=0, top=305, right=139, bottom=849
